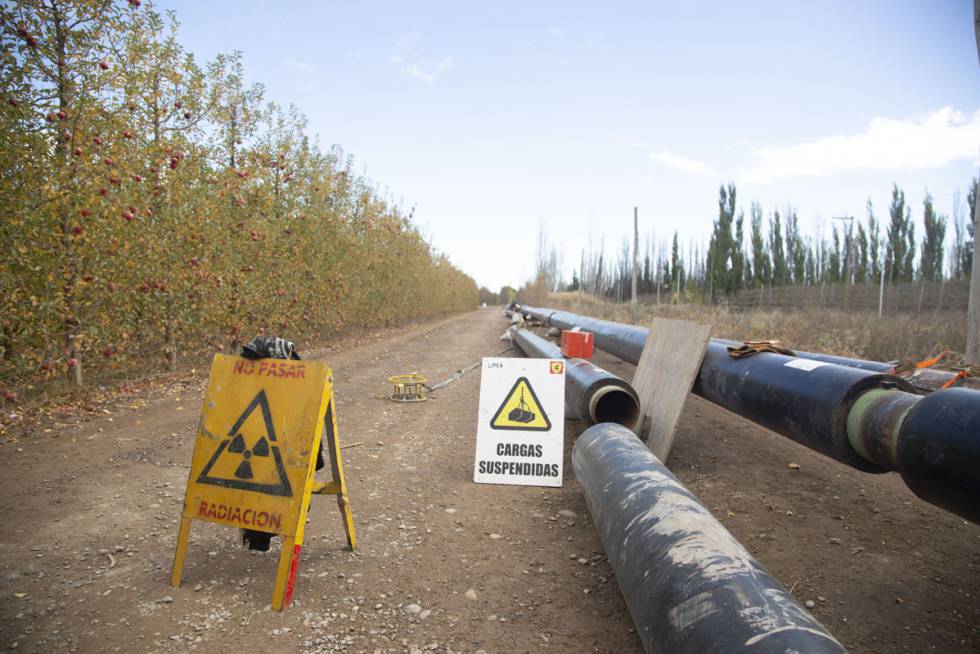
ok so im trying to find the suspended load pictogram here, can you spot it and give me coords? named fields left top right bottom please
left=490, top=376, right=551, bottom=431
left=509, top=386, right=535, bottom=423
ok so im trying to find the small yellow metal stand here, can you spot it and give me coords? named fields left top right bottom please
left=171, top=354, right=356, bottom=611
left=387, top=373, right=428, bottom=402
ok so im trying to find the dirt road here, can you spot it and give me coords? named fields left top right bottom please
left=0, top=309, right=977, bottom=653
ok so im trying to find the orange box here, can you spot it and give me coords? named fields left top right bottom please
left=560, top=330, right=594, bottom=359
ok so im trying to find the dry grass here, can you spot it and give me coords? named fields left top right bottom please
left=545, top=292, right=968, bottom=364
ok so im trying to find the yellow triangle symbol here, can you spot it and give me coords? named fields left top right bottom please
left=490, top=377, right=551, bottom=431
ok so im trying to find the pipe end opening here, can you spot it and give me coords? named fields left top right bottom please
left=592, top=387, right=641, bottom=429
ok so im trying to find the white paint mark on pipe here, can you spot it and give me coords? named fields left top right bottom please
left=744, top=625, right=843, bottom=647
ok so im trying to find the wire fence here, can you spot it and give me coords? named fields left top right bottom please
left=727, top=280, right=970, bottom=314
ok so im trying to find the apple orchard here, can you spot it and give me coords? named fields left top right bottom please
left=0, top=0, right=477, bottom=396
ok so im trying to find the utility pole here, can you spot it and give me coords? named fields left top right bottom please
left=967, top=3, right=980, bottom=360
left=966, top=157, right=980, bottom=361
left=631, top=207, right=639, bottom=324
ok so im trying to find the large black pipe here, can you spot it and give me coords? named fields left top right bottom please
left=573, top=423, right=846, bottom=654
left=523, top=306, right=647, bottom=363
left=512, top=328, right=640, bottom=429
left=519, top=305, right=978, bottom=393
left=521, top=306, right=908, bottom=471
left=896, top=388, right=980, bottom=524
left=844, top=386, right=980, bottom=523
left=693, top=340, right=907, bottom=472
left=521, top=304, right=980, bottom=523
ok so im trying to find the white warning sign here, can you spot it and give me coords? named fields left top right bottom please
left=474, top=357, right=565, bottom=487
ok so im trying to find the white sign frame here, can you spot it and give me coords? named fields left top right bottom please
left=473, top=357, right=565, bottom=487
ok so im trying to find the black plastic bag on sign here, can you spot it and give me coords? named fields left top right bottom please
left=241, top=336, right=300, bottom=361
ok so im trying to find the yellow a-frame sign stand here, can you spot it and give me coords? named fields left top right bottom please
left=170, top=354, right=356, bottom=611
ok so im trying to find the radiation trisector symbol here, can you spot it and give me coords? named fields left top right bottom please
left=196, top=389, right=293, bottom=497
left=489, top=377, right=551, bottom=431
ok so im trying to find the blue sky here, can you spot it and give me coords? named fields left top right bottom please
left=158, top=0, right=980, bottom=291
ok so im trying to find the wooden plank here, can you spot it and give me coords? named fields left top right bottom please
left=631, top=317, right=711, bottom=462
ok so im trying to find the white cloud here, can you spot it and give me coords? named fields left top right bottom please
left=738, top=106, right=980, bottom=184
left=548, top=26, right=564, bottom=37
left=649, top=149, right=711, bottom=175
left=285, top=57, right=315, bottom=74
left=389, top=33, right=454, bottom=83
left=404, top=56, right=454, bottom=83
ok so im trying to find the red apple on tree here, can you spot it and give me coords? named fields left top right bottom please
left=17, top=25, right=38, bottom=49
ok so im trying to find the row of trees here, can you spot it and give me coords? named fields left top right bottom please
left=526, top=180, right=975, bottom=304
left=0, top=0, right=477, bottom=391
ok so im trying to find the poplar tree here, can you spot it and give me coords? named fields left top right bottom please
left=919, top=192, right=946, bottom=282
left=732, top=209, right=745, bottom=293
left=829, top=227, right=842, bottom=283
left=749, top=201, right=769, bottom=287
left=866, top=200, right=881, bottom=282
left=886, top=184, right=914, bottom=282
left=670, top=231, right=682, bottom=293
left=855, top=223, right=869, bottom=283
left=769, top=210, right=787, bottom=286
left=707, top=183, right=737, bottom=299
left=966, top=177, right=978, bottom=275
left=785, top=209, right=806, bottom=284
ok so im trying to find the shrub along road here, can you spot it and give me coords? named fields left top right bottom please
left=0, top=309, right=977, bottom=653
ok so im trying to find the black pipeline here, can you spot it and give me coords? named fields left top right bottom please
left=511, top=328, right=640, bottom=429
left=847, top=386, right=980, bottom=523
left=520, top=305, right=980, bottom=524
left=518, top=305, right=977, bottom=393
left=573, top=423, right=845, bottom=654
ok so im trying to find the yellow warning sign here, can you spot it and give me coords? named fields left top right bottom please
left=490, top=376, right=552, bottom=431
left=171, top=354, right=356, bottom=611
